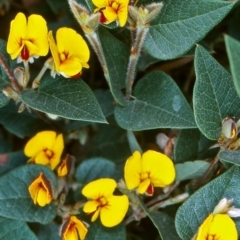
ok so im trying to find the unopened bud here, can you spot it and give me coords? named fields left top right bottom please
left=222, top=117, right=236, bottom=139
left=213, top=198, right=233, bottom=215
left=2, top=86, right=19, bottom=101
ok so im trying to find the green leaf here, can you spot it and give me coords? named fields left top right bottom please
left=115, top=71, right=196, bottom=130
left=127, top=130, right=142, bottom=153
left=139, top=198, right=180, bottom=240
left=143, top=0, right=233, bottom=60
left=193, top=45, right=240, bottom=140
left=0, top=100, right=50, bottom=138
left=174, top=129, right=201, bottom=163
left=88, top=124, right=131, bottom=164
left=225, top=35, right=240, bottom=97
left=175, top=166, right=240, bottom=239
left=0, top=151, right=27, bottom=176
left=175, top=160, right=210, bottom=181
left=75, top=157, right=116, bottom=184
left=0, top=165, right=57, bottom=223
left=64, top=89, right=114, bottom=132
left=0, top=216, right=37, bottom=240
left=35, top=223, right=61, bottom=240
left=98, top=27, right=129, bottom=105
left=20, top=75, right=106, bottom=123
left=86, top=221, right=126, bottom=240
left=219, top=150, right=240, bottom=166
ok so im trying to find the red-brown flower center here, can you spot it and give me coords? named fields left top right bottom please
left=21, top=45, right=29, bottom=61
left=44, top=149, right=54, bottom=159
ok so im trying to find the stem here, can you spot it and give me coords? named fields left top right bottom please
left=0, top=54, right=21, bottom=93
left=125, top=27, right=149, bottom=100
left=85, top=32, right=110, bottom=84
left=32, top=64, right=49, bottom=88
left=23, top=61, right=30, bottom=86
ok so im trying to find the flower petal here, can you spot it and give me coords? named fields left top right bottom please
left=48, top=31, right=60, bottom=72
left=37, top=187, right=51, bottom=206
left=196, top=214, right=213, bottom=240
left=142, top=150, right=175, bottom=187
left=56, top=28, right=90, bottom=64
left=137, top=178, right=151, bottom=194
left=102, top=7, right=118, bottom=23
left=117, top=5, right=128, bottom=27
left=83, top=200, right=99, bottom=213
left=50, top=133, right=64, bottom=170
left=24, top=131, right=57, bottom=158
left=82, top=178, right=116, bottom=199
left=124, top=151, right=142, bottom=190
left=92, top=0, right=108, bottom=8
left=91, top=208, right=100, bottom=222
left=59, top=57, right=82, bottom=77
left=7, top=12, right=27, bottom=59
left=100, top=195, right=129, bottom=227
left=34, top=151, right=50, bottom=166
left=27, top=14, right=48, bottom=56
left=209, top=214, right=237, bottom=240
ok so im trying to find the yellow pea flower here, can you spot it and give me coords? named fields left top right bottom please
left=124, top=150, right=175, bottom=195
left=57, top=154, right=74, bottom=177
left=195, top=213, right=237, bottom=240
left=48, top=27, right=90, bottom=78
left=24, top=131, right=64, bottom=170
left=82, top=178, right=129, bottom=227
left=61, top=216, right=88, bottom=240
left=7, top=12, right=48, bottom=63
left=28, top=172, right=53, bottom=207
left=92, top=0, right=129, bottom=27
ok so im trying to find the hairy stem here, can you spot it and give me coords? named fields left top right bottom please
left=0, top=54, right=21, bottom=93
left=125, top=27, right=149, bottom=100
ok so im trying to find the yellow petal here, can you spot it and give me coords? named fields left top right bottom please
left=37, top=187, right=51, bottom=206
left=82, top=178, right=116, bottom=199
left=124, top=151, right=142, bottom=190
left=64, top=228, right=78, bottom=240
left=27, top=14, right=49, bottom=56
left=117, top=5, right=128, bottom=27
left=7, top=12, right=27, bottom=59
left=142, top=150, right=175, bottom=187
left=100, top=195, right=129, bottom=227
left=91, top=208, right=100, bottom=222
left=102, top=7, right=118, bottom=23
left=137, top=178, right=151, bottom=194
left=209, top=214, right=237, bottom=240
left=196, top=214, right=213, bottom=240
left=24, top=131, right=57, bottom=157
left=83, top=200, right=99, bottom=213
left=92, top=0, right=107, bottom=8
left=50, top=133, right=64, bottom=170
left=48, top=31, right=60, bottom=72
left=34, top=151, right=50, bottom=166
left=59, top=57, right=82, bottom=77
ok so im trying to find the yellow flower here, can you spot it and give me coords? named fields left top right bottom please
left=28, top=172, right=53, bottom=207
left=57, top=154, right=73, bottom=177
left=48, top=27, right=90, bottom=78
left=24, top=131, right=64, bottom=170
left=92, top=0, right=129, bottom=27
left=196, top=213, right=237, bottom=240
left=7, top=12, right=48, bottom=62
left=124, top=150, right=175, bottom=195
left=61, top=216, right=88, bottom=240
left=82, top=178, right=129, bottom=227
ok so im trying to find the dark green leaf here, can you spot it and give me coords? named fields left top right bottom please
left=36, top=223, right=61, bottom=240
left=0, top=216, right=37, bottom=240
left=75, top=157, right=116, bottom=184
left=219, top=150, right=240, bottom=166
left=98, top=27, right=129, bottom=105
left=0, top=165, right=57, bottom=223
left=86, top=221, right=126, bottom=240
left=115, top=71, right=196, bottom=130
left=0, top=100, right=50, bottom=138
left=175, top=166, right=240, bottom=239
left=0, top=151, right=27, bottom=176
left=225, top=35, right=240, bottom=97
left=143, top=0, right=233, bottom=60
left=175, top=160, right=210, bottom=181
left=174, top=129, right=201, bottom=163
left=139, top=198, right=180, bottom=240
left=193, top=45, right=240, bottom=140
left=21, top=75, right=106, bottom=123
